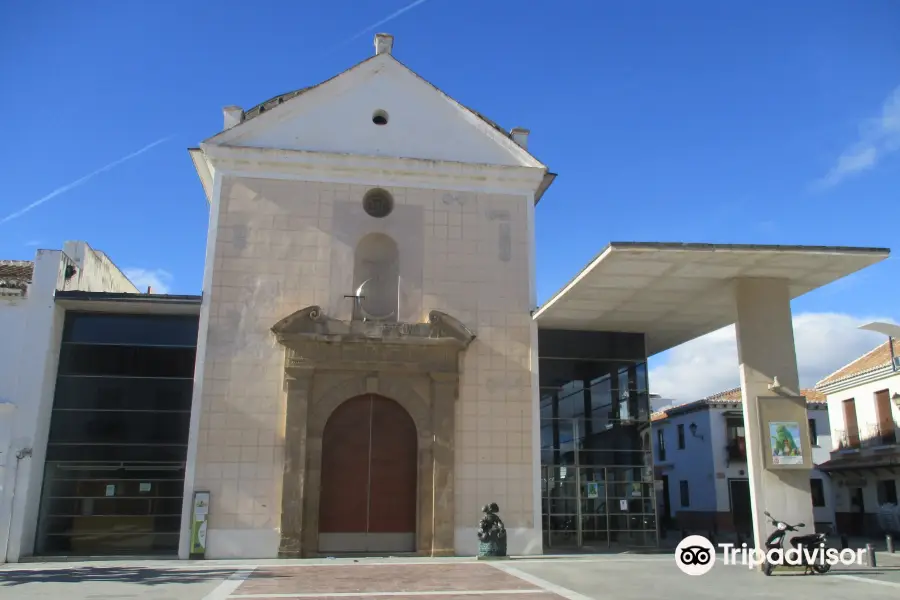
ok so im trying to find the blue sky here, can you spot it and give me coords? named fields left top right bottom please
left=2, top=1, right=899, bottom=396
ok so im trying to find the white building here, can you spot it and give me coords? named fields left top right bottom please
left=816, top=338, right=900, bottom=536
left=0, top=242, right=137, bottom=562
left=651, top=387, right=835, bottom=535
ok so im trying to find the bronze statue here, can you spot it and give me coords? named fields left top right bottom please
left=477, top=502, right=507, bottom=558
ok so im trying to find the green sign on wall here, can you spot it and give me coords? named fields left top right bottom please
left=190, top=491, right=210, bottom=558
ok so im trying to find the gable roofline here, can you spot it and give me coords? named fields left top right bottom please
left=203, top=51, right=549, bottom=173
left=650, top=386, right=826, bottom=422
left=815, top=338, right=900, bottom=391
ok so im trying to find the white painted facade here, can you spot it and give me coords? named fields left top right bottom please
left=652, top=398, right=835, bottom=533
left=0, top=243, right=137, bottom=562
left=817, top=356, right=900, bottom=530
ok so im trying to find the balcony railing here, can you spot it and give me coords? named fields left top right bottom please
left=862, top=422, right=898, bottom=446
left=834, top=423, right=897, bottom=450
left=726, top=438, right=747, bottom=462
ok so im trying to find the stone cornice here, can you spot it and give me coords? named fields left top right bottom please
left=272, top=306, right=476, bottom=376
left=272, top=306, right=476, bottom=349
left=199, top=143, right=546, bottom=195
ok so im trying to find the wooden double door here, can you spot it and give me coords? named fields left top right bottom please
left=318, top=394, right=418, bottom=553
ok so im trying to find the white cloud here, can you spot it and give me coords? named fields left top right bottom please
left=648, top=312, right=895, bottom=402
left=816, top=84, right=900, bottom=188
left=124, top=268, right=173, bottom=294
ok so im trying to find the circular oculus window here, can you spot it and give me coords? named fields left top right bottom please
left=363, top=188, right=394, bottom=218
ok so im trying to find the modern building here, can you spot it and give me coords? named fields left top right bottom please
left=0, top=34, right=892, bottom=562
left=816, top=333, right=900, bottom=536
left=651, top=388, right=834, bottom=535
left=0, top=242, right=140, bottom=560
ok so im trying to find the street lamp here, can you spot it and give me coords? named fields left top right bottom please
left=689, top=422, right=704, bottom=440
left=858, top=322, right=900, bottom=372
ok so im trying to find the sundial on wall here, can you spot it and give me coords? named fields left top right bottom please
left=355, top=276, right=396, bottom=321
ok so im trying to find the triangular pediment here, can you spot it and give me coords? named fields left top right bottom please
left=206, top=54, right=544, bottom=168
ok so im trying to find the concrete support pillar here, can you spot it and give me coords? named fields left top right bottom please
left=734, top=278, right=815, bottom=559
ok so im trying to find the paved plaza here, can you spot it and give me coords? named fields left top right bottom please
left=1, top=553, right=899, bottom=600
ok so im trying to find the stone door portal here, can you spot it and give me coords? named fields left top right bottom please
left=318, top=394, right=418, bottom=553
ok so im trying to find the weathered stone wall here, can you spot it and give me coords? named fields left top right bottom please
left=193, top=176, right=535, bottom=557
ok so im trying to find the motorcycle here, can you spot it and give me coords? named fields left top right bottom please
left=761, top=511, right=831, bottom=576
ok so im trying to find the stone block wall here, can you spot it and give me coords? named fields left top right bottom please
left=193, top=175, right=537, bottom=558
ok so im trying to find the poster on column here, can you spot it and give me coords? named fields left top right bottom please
left=769, top=421, right=803, bottom=465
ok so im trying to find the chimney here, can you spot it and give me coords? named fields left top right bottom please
left=223, top=106, right=243, bottom=129
left=374, top=33, right=394, bottom=56
left=510, top=127, right=530, bottom=150
left=147, top=286, right=153, bottom=294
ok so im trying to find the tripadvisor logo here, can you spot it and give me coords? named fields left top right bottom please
left=675, top=535, right=865, bottom=575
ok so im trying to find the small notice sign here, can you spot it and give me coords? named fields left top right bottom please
left=619, top=499, right=628, bottom=511
left=139, top=483, right=152, bottom=493
left=190, top=492, right=210, bottom=558
left=105, top=485, right=115, bottom=497
left=586, top=482, right=599, bottom=499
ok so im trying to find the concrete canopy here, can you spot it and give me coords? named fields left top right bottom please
left=533, top=242, right=890, bottom=356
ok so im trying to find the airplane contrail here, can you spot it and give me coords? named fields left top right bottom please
left=328, top=0, right=432, bottom=53
left=0, top=136, right=172, bottom=225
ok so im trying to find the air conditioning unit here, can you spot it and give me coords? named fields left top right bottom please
left=893, top=355, right=900, bottom=370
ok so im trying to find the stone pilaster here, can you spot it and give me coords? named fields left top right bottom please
left=430, top=372, right=458, bottom=556
left=278, top=367, right=313, bottom=557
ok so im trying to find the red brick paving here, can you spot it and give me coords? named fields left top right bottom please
left=232, top=563, right=557, bottom=598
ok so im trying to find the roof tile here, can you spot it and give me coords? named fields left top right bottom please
left=651, top=386, right=825, bottom=422
left=816, top=339, right=900, bottom=387
left=0, top=260, right=34, bottom=290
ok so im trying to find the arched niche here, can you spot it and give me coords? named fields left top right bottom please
left=353, top=232, right=400, bottom=322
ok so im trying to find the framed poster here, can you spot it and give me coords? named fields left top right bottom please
left=756, top=396, right=811, bottom=470
left=190, top=491, right=210, bottom=559
left=769, top=421, right=803, bottom=465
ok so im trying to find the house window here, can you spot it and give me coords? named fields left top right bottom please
left=874, top=390, right=896, bottom=444
left=842, top=398, right=859, bottom=448
left=877, top=480, right=898, bottom=506
left=726, top=416, right=746, bottom=460
left=680, top=480, right=690, bottom=507
left=808, top=418, right=818, bottom=447
left=657, top=429, right=666, bottom=462
left=677, top=424, right=685, bottom=449
left=810, top=478, right=826, bottom=507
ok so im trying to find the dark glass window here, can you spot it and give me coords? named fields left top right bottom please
left=677, top=424, right=685, bottom=449
left=808, top=418, right=818, bottom=447
left=36, top=311, right=198, bottom=557
left=680, top=480, right=690, bottom=507
left=810, top=479, right=826, bottom=507
left=878, top=480, right=898, bottom=505
left=537, top=329, right=654, bottom=548
left=58, top=345, right=196, bottom=378
left=63, top=313, right=199, bottom=346
left=657, top=429, right=666, bottom=462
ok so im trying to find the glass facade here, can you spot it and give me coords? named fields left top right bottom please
left=35, top=312, right=198, bottom=556
left=538, top=329, right=656, bottom=549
